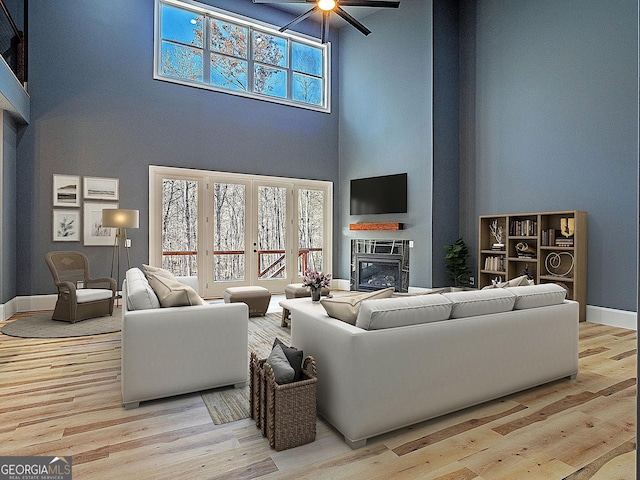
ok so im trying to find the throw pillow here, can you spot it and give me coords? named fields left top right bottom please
left=266, top=344, right=295, bottom=384
left=481, top=275, right=534, bottom=289
left=142, top=264, right=177, bottom=281
left=320, top=287, right=394, bottom=325
left=273, top=338, right=304, bottom=382
left=147, top=272, right=204, bottom=307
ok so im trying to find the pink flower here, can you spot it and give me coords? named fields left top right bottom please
left=302, top=268, right=332, bottom=289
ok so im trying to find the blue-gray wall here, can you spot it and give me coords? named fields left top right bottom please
left=8, top=0, right=640, bottom=314
left=460, top=0, right=638, bottom=312
left=18, top=0, right=340, bottom=295
left=338, top=0, right=435, bottom=287
left=2, top=114, right=18, bottom=303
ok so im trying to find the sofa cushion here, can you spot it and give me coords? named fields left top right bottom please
left=506, top=283, right=567, bottom=309
left=355, top=294, right=452, bottom=330
left=320, top=288, right=395, bottom=325
left=266, top=343, right=295, bottom=384
left=76, top=288, right=113, bottom=304
left=442, top=289, right=516, bottom=319
left=147, top=272, right=205, bottom=307
left=125, top=268, right=161, bottom=311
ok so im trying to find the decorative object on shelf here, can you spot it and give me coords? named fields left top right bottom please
left=102, top=209, right=140, bottom=295
left=302, top=268, right=332, bottom=302
left=515, top=242, right=536, bottom=258
left=444, top=238, right=471, bottom=287
left=489, top=219, right=504, bottom=249
left=523, top=264, right=534, bottom=280
left=560, top=217, right=575, bottom=238
left=544, top=251, right=574, bottom=277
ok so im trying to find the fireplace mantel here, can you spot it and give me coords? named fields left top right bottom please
left=349, top=222, right=404, bottom=231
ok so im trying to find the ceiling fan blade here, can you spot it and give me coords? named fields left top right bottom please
left=333, top=6, right=371, bottom=36
left=321, top=11, right=330, bottom=43
left=252, top=0, right=307, bottom=3
left=338, top=1, right=400, bottom=7
left=279, top=6, right=319, bottom=33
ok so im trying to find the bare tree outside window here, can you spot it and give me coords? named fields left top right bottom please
left=299, top=189, right=324, bottom=274
left=162, top=179, right=198, bottom=276
left=157, top=1, right=327, bottom=110
left=214, top=183, right=246, bottom=281
left=258, top=186, right=287, bottom=279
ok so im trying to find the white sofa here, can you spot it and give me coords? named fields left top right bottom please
left=288, top=284, right=579, bottom=448
left=121, top=268, right=249, bottom=409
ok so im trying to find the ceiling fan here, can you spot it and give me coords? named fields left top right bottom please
left=252, top=0, right=401, bottom=43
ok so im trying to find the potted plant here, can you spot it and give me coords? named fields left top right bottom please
left=444, top=238, right=471, bottom=289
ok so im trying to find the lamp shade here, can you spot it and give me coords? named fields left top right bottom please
left=102, top=209, right=139, bottom=229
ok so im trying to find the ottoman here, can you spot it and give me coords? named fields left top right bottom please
left=281, top=283, right=331, bottom=327
left=224, top=286, right=271, bottom=317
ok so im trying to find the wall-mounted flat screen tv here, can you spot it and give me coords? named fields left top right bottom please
left=350, top=173, right=407, bottom=215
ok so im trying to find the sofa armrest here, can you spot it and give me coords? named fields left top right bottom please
left=121, top=302, right=249, bottom=406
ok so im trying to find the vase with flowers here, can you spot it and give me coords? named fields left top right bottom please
left=302, top=268, right=332, bottom=302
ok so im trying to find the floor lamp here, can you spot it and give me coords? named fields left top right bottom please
left=102, top=209, right=139, bottom=301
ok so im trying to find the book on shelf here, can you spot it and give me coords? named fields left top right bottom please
left=555, top=237, right=574, bottom=247
left=484, top=255, right=505, bottom=272
left=509, top=219, right=537, bottom=237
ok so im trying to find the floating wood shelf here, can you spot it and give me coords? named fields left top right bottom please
left=349, top=222, right=404, bottom=231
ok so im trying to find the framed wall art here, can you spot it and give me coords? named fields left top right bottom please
left=84, top=176, right=119, bottom=201
left=52, top=209, right=80, bottom=242
left=84, top=202, right=118, bottom=246
left=53, top=174, right=81, bottom=207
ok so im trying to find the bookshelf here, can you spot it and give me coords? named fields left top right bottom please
left=478, top=210, right=587, bottom=321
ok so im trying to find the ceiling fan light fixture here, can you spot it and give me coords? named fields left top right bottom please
left=318, top=0, right=337, bottom=11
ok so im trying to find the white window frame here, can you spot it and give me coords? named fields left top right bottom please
left=149, top=165, right=333, bottom=296
left=154, top=0, right=331, bottom=113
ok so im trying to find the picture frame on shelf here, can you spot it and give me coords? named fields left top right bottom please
left=53, top=174, right=81, bottom=207
left=52, top=209, right=80, bottom=242
left=83, top=176, right=119, bottom=201
left=84, top=202, right=118, bottom=246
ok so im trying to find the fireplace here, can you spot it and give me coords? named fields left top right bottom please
left=355, top=254, right=403, bottom=292
left=351, top=239, right=409, bottom=292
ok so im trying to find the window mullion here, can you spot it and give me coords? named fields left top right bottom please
left=203, top=16, right=211, bottom=85
left=248, top=28, right=255, bottom=94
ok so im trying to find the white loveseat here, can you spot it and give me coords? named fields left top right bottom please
left=121, top=268, right=249, bottom=409
left=288, top=284, right=579, bottom=448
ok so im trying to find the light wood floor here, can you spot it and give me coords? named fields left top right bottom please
left=0, top=312, right=635, bottom=479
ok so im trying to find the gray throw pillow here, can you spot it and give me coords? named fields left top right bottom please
left=266, top=344, right=295, bottom=384
left=273, top=338, right=303, bottom=382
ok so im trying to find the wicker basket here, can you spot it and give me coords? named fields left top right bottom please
left=250, top=351, right=317, bottom=451
left=249, top=352, right=265, bottom=430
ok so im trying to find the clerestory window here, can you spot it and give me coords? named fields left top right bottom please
left=155, top=0, right=330, bottom=112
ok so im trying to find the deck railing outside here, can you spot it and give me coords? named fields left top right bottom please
left=162, top=248, right=323, bottom=279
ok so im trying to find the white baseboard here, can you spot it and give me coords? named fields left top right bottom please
left=587, top=305, right=637, bottom=330
left=2, top=294, right=637, bottom=330
left=18, top=294, right=57, bottom=313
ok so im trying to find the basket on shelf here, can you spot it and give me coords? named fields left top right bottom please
left=250, top=351, right=317, bottom=451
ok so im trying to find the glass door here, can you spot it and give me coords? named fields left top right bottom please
left=207, top=179, right=251, bottom=297
left=151, top=166, right=332, bottom=298
left=254, top=182, right=293, bottom=292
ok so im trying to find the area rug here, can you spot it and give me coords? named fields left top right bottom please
left=1, top=308, right=122, bottom=338
left=200, top=312, right=292, bottom=424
